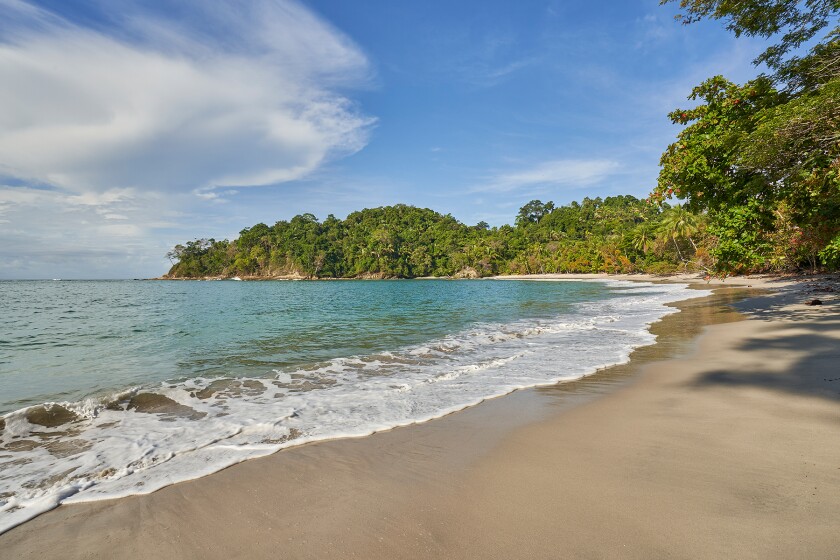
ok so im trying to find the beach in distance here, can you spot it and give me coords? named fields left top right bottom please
left=1, top=273, right=838, bottom=559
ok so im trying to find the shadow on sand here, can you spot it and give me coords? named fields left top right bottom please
left=693, top=287, right=840, bottom=401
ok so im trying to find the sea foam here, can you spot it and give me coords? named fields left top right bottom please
left=0, top=280, right=703, bottom=534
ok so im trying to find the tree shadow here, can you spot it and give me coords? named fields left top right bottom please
left=692, top=295, right=840, bottom=401
left=727, top=274, right=840, bottom=323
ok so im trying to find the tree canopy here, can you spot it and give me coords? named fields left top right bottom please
left=656, top=0, right=840, bottom=272
left=165, top=198, right=714, bottom=279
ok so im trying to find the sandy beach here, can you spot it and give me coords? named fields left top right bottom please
left=1, top=274, right=838, bottom=559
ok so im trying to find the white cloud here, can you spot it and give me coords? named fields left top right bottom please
left=0, top=0, right=374, bottom=194
left=0, top=0, right=377, bottom=278
left=0, top=185, right=174, bottom=278
left=476, top=159, right=621, bottom=193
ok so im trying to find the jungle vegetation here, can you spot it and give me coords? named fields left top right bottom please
left=165, top=198, right=710, bottom=278
left=655, top=0, right=840, bottom=272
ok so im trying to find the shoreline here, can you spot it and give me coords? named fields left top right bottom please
left=151, top=271, right=836, bottom=284
left=2, top=275, right=838, bottom=558
left=0, top=276, right=697, bottom=534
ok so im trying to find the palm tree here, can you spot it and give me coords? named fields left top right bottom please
left=659, top=205, right=699, bottom=260
left=631, top=223, right=655, bottom=254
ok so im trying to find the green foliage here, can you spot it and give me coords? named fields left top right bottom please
left=655, top=0, right=840, bottom=273
left=166, top=197, right=710, bottom=279
left=741, top=76, right=840, bottom=246
left=655, top=75, right=784, bottom=211
left=516, top=200, right=555, bottom=226
left=706, top=200, right=775, bottom=273
left=818, top=233, right=840, bottom=267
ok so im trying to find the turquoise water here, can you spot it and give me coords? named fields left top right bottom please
left=0, top=278, right=698, bottom=534
left=0, top=279, right=608, bottom=414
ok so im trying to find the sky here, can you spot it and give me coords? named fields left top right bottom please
left=0, top=0, right=769, bottom=279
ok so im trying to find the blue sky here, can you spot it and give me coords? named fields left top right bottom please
left=0, top=0, right=768, bottom=278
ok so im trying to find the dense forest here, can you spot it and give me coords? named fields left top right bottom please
left=167, top=0, right=838, bottom=279
left=165, top=198, right=711, bottom=278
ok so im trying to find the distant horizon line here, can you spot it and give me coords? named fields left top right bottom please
left=0, top=278, right=149, bottom=282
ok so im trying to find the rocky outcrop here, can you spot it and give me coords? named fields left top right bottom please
left=454, top=267, right=480, bottom=279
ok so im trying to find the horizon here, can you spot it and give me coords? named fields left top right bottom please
left=0, top=0, right=767, bottom=279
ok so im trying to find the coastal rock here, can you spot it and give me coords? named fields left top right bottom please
left=806, top=299, right=823, bottom=306
left=44, top=439, right=93, bottom=458
left=192, top=379, right=265, bottom=400
left=4, top=439, right=40, bottom=452
left=25, top=404, right=78, bottom=428
left=0, top=417, right=4, bottom=433
left=127, top=393, right=206, bottom=420
left=454, top=267, right=480, bottom=279
left=355, top=272, right=390, bottom=280
left=268, top=270, right=310, bottom=280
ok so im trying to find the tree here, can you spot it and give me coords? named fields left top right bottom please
left=655, top=76, right=782, bottom=211
left=656, top=0, right=840, bottom=272
left=631, top=223, right=656, bottom=254
left=166, top=244, right=185, bottom=264
left=516, top=200, right=555, bottom=226
left=744, top=83, right=839, bottom=174
left=659, top=205, right=700, bottom=262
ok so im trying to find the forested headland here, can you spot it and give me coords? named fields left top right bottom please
left=166, top=1, right=839, bottom=279
left=164, top=198, right=710, bottom=279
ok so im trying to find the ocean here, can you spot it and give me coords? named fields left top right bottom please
left=0, top=278, right=701, bottom=533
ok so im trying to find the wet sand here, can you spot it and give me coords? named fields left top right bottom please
left=2, top=275, right=839, bottom=559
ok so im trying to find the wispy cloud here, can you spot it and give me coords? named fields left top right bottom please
left=465, top=56, right=539, bottom=87
left=474, top=159, right=621, bottom=193
left=0, top=0, right=374, bottom=194
left=634, top=13, right=675, bottom=50
left=424, top=27, right=539, bottom=88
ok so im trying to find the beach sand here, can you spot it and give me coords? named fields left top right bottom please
left=2, top=275, right=838, bottom=559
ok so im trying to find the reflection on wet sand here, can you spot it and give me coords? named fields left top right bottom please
left=535, top=286, right=754, bottom=407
